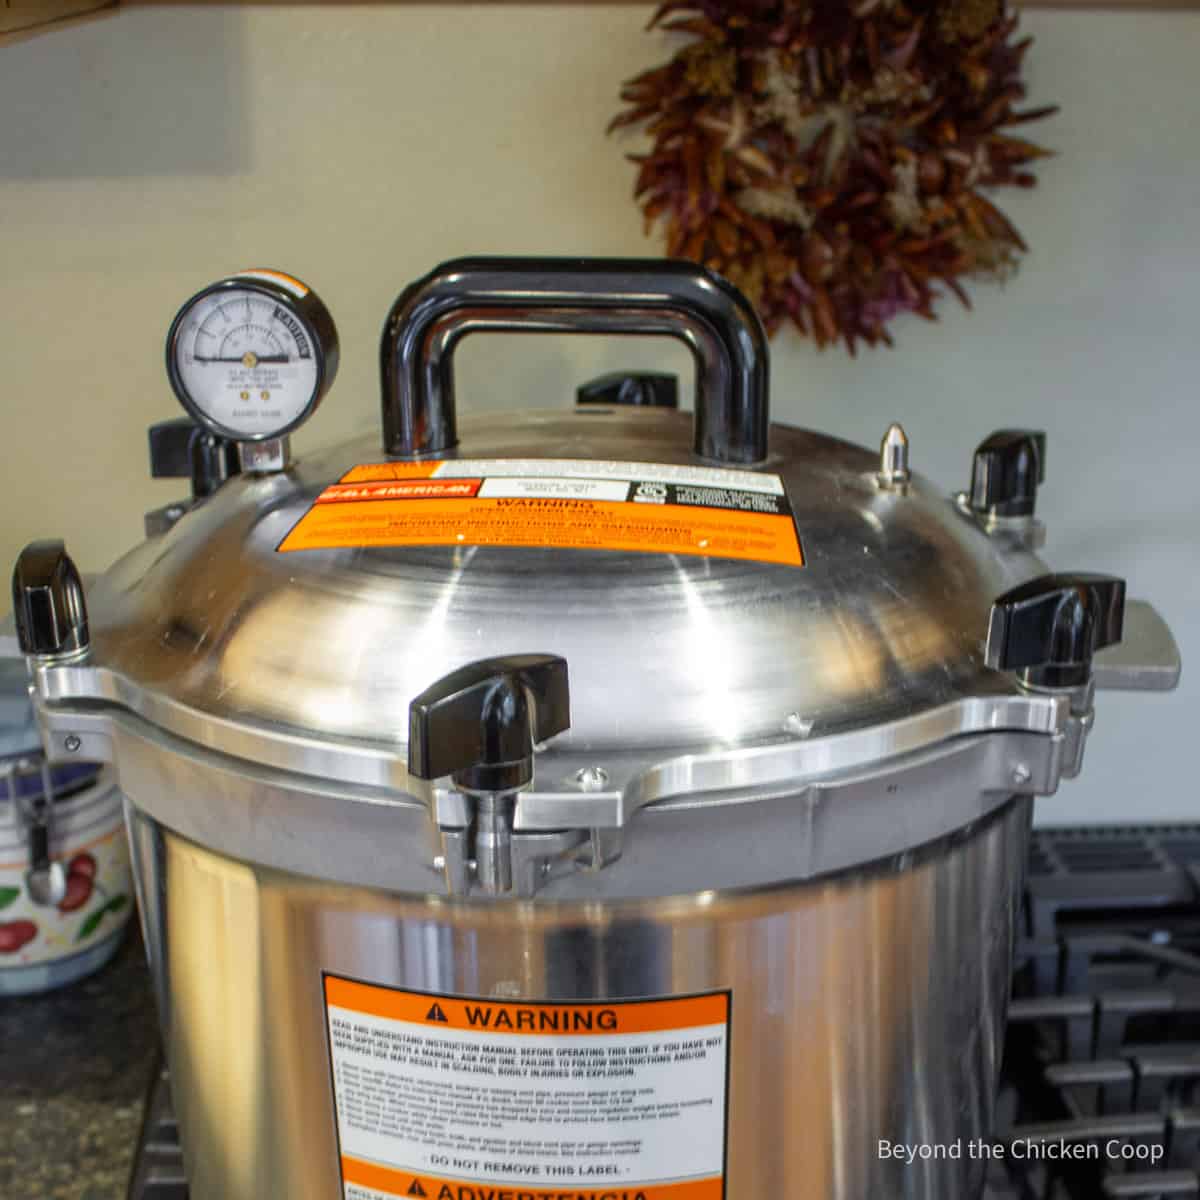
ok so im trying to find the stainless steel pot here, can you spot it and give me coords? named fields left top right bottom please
left=11, top=259, right=1181, bottom=1200
left=126, top=798, right=1029, bottom=1200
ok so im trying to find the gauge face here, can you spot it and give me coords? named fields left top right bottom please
left=166, top=272, right=338, bottom=441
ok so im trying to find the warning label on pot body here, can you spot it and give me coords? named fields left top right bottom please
left=323, top=975, right=730, bottom=1200
left=279, top=458, right=802, bottom=567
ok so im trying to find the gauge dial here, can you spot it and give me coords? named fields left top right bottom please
left=166, top=270, right=338, bottom=442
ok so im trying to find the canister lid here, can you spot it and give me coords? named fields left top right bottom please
left=0, top=658, right=40, bottom=762
left=0, top=656, right=100, bottom=800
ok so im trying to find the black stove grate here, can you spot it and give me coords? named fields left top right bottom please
left=127, top=1061, right=186, bottom=1200
left=986, top=826, right=1200, bottom=1200
left=125, top=826, right=1200, bottom=1200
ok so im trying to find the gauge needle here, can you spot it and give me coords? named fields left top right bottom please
left=194, top=356, right=291, bottom=364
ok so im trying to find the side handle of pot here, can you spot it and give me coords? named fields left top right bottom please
left=379, top=257, right=770, bottom=465
left=1093, top=599, right=1182, bottom=691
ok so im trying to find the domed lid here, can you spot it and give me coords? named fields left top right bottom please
left=74, top=406, right=1040, bottom=762
left=32, top=259, right=1063, bottom=781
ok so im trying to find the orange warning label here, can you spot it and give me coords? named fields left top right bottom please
left=342, top=462, right=443, bottom=482
left=318, top=479, right=483, bottom=502
left=326, top=977, right=727, bottom=1036
left=325, top=977, right=730, bottom=1200
left=279, top=458, right=802, bottom=567
left=342, top=1157, right=723, bottom=1200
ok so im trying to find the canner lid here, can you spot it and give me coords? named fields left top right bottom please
left=0, top=657, right=40, bottom=761
left=78, top=406, right=1039, bottom=767
left=14, top=258, right=1175, bottom=897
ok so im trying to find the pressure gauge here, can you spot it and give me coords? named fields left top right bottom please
left=166, top=269, right=339, bottom=442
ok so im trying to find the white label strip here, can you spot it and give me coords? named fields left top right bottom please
left=476, top=477, right=631, bottom=501
left=431, top=457, right=784, bottom=496
left=329, top=1007, right=728, bottom=1189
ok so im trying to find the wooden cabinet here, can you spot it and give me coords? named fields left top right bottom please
left=1, top=1, right=117, bottom=46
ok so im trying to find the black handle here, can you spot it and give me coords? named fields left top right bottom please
left=11, top=541, right=89, bottom=657
left=148, top=418, right=240, bottom=500
left=986, top=573, right=1125, bottom=688
left=577, top=371, right=679, bottom=409
left=970, top=430, right=1046, bottom=519
left=380, top=258, right=770, bottom=464
left=408, top=654, right=570, bottom=792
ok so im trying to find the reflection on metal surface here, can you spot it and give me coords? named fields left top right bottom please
left=673, top=561, right=747, bottom=745
left=141, top=799, right=1029, bottom=1200
left=34, top=631, right=1069, bottom=801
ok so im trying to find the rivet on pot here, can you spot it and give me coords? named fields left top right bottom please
left=1011, top=763, right=1032, bottom=786
left=574, top=766, right=609, bottom=791
left=784, top=712, right=814, bottom=738
left=64, top=735, right=81, bottom=753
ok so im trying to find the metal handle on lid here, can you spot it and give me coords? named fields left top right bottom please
left=380, top=257, right=771, bottom=464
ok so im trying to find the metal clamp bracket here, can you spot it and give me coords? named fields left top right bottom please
left=420, top=684, right=1090, bottom=896
left=26, top=639, right=1168, bottom=899
left=3, top=756, right=67, bottom=906
left=25, top=681, right=1104, bottom=900
left=409, top=654, right=572, bottom=896
left=432, top=784, right=620, bottom=897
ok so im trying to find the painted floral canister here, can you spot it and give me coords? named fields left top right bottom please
left=0, top=657, right=132, bottom=995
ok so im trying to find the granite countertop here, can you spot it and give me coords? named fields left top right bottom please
left=0, top=929, right=159, bottom=1200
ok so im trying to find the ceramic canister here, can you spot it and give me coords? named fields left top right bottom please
left=0, top=658, right=133, bottom=996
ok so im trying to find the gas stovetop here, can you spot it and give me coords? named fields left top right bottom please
left=984, top=825, right=1200, bottom=1200
left=127, top=825, right=1200, bottom=1200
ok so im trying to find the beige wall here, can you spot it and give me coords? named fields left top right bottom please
left=1, top=5, right=1197, bottom=822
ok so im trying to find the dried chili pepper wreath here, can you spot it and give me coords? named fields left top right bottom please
left=610, top=0, right=1057, bottom=352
